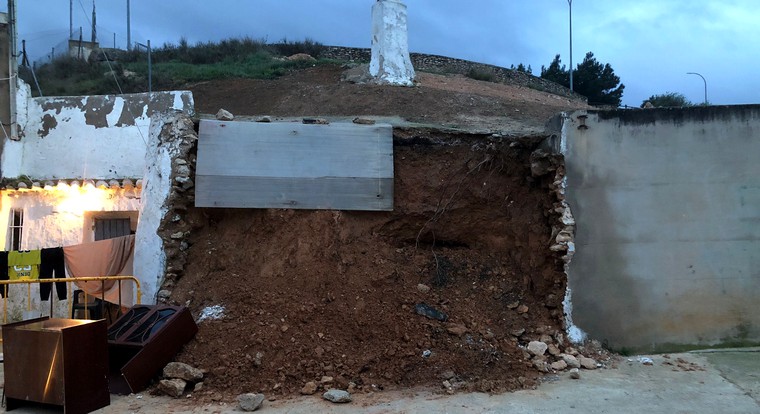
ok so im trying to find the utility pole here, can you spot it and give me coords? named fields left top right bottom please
left=91, top=0, right=97, bottom=44
left=568, top=0, right=573, bottom=92
left=8, top=0, right=18, bottom=139
left=127, top=0, right=131, bottom=50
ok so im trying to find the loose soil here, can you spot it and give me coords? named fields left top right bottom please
left=167, top=65, right=584, bottom=400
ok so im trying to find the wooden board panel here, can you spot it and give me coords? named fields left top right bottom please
left=195, top=120, right=394, bottom=211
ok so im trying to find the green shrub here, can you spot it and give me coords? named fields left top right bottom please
left=466, top=68, right=496, bottom=82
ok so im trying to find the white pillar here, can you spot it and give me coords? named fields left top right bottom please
left=370, top=0, right=415, bottom=86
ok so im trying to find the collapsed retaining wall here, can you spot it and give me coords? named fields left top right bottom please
left=135, top=113, right=198, bottom=304
left=559, top=105, right=760, bottom=352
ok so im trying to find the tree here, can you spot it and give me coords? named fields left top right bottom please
left=641, top=92, right=692, bottom=108
left=540, top=52, right=625, bottom=106
left=540, top=54, right=568, bottom=86
left=510, top=63, right=533, bottom=74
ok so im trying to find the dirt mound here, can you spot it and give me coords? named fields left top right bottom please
left=170, top=133, right=567, bottom=399
left=188, top=64, right=589, bottom=135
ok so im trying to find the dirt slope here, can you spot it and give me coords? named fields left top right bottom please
left=188, top=64, right=588, bottom=134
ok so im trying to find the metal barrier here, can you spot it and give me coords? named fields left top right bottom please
left=0, top=276, right=142, bottom=324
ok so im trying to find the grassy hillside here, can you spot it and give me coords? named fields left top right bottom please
left=19, top=37, right=331, bottom=96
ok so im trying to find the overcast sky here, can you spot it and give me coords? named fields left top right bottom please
left=8, top=0, right=759, bottom=107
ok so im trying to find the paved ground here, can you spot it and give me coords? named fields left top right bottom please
left=2, top=349, right=758, bottom=413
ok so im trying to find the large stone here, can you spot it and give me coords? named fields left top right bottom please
left=579, top=356, right=598, bottom=370
left=158, top=378, right=186, bottom=398
left=569, top=368, right=581, bottom=379
left=164, top=362, right=204, bottom=382
left=551, top=360, right=568, bottom=371
left=215, top=108, right=234, bottom=121
left=561, top=354, right=581, bottom=369
left=300, top=381, right=318, bottom=395
left=527, top=341, right=548, bottom=356
left=446, top=323, right=468, bottom=337
left=238, top=393, right=265, bottom=411
left=547, top=343, right=561, bottom=356
left=323, top=389, right=352, bottom=403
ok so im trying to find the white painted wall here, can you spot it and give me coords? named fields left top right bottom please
left=0, top=187, right=141, bottom=321
left=2, top=79, right=194, bottom=180
left=370, top=0, right=415, bottom=86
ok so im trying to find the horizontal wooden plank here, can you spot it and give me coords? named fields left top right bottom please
left=195, top=120, right=395, bottom=210
left=195, top=175, right=394, bottom=211
left=197, top=120, right=393, bottom=179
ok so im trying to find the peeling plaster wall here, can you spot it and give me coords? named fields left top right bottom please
left=561, top=105, right=760, bottom=352
left=0, top=188, right=140, bottom=321
left=1, top=83, right=194, bottom=180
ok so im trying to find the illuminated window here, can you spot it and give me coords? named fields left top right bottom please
left=8, top=208, right=23, bottom=250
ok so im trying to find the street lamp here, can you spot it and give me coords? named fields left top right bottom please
left=568, top=0, right=573, bottom=92
left=686, top=72, right=707, bottom=105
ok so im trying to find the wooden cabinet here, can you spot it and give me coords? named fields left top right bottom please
left=3, top=317, right=109, bottom=414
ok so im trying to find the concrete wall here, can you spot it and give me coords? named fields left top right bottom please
left=1, top=82, right=194, bottom=180
left=561, top=106, right=760, bottom=352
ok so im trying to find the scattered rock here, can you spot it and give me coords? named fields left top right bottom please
left=323, top=389, right=352, bottom=403
left=193, top=382, right=204, bottom=392
left=416, top=283, right=431, bottom=293
left=197, top=305, right=225, bottom=322
left=539, top=334, right=553, bottom=344
left=638, top=356, right=654, bottom=366
left=256, top=116, right=272, bottom=123
left=547, top=344, right=561, bottom=356
left=527, top=341, right=548, bottom=356
left=414, top=303, right=448, bottom=321
left=517, top=304, right=529, bottom=314
left=237, top=393, right=265, bottom=412
left=533, top=360, right=549, bottom=372
left=551, top=360, right=568, bottom=371
left=446, top=323, right=468, bottom=337
left=170, top=232, right=184, bottom=240
left=163, top=362, right=204, bottom=382
left=352, top=117, right=376, bottom=125
left=215, top=109, right=234, bottom=121
left=561, top=354, right=581, bottom=369
left=157, top=290, right=171, bottom=300
left=302, top=118, right=329, bottom=125
left=320, top=376, right=334, bottom=384
left=253, top=352, right=263, bottom=367
left=300, top=381, right=318, bottom=395
left=569, top=368, right=581, bottom=379
left=510, top=328, right=526, bottom=337
left=158, top=379, right=187, bottom=398
left=579, top=356, right=597, bottom=370
left=439, top=370, right=456, bottom=380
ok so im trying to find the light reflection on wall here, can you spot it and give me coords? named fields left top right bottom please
left=52, top=183, right=112, bottom=216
